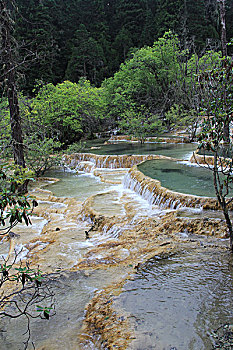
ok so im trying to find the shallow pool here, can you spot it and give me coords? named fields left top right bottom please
left=117, top=247, right=233, bottom=350
left=45, top=169, right=111, bottom=201
left=138, top=159, right=223, bottom=197
left=84, top=141, right=196, bottom=160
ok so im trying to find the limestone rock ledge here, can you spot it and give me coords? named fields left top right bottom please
left=79, top=281, right=132, bottom=350
left=63, top=153, right=177, bottom=170
left=108, top=135, right=190, bottom=143
left=190, top=151, right=214, bottom=166
left=125, top=165, right=224, bottom=210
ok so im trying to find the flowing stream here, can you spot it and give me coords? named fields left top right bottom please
left=1, top=142, right=233, bottom=349
left=115, top=246, right=233, bottom=350
left=0, top=268, right=127, bottom=350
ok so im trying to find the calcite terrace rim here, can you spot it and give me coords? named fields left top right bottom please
left=126, top=163, right=225, bottom=210
left=63, top=152, right=232, bottom=210
left=107, top=134, right=191, bottom=144
left=63, top=152, right=182, bottom=170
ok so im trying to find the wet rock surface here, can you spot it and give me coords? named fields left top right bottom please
left=63, top=152, right=178, bottom=170
left=125, top=165, right=230, bottom=210
left=1, top=155, right=232, bottom=349
left=108, top=135, right=190, bottom=144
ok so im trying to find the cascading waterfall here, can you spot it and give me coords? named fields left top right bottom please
left=76, top=161, right=95, bottom=173
left=102, top=223, right=123, bottom=239
left=63, top=153, right=168, bottom=170
left=63, top=153, right=222, bottom=211
left=122, top=168, right=221, bottom=210
left=123, top=172, right=183, bottom=209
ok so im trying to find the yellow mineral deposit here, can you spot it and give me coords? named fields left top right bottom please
left=63, top=152, right=174, bottom=169
left=191, top=149, right=232, bottom=170
left=79, top=280, right=133, bottom=349
left=126, top=165, right=233, bottom=210
left=1, top=153, right=229, bottom=350
left=190, top=150, right=214, bottom=166
left=108, top=134, right=190, bottom=143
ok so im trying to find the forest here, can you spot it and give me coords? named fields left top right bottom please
left=1, top=0, right=233, bottom=164
left=13, top=0, right=233, bottom=90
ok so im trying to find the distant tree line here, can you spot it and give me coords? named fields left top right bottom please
left=14, top=0, right=233, bottom=93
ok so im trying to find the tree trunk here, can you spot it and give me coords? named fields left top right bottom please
left=217, top=0, right=227, bottom=58
left=223, top=210, right=233, bottom=251
left=1, top=0, right=26, bottom=168
left=1, top=1, right=28, bottom=193
left=223, top=120, right=230, bottom=144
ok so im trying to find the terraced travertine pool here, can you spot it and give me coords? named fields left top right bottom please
left=1, top=141, right=232, bottom=350
left=138, top=158, right=233, bottom=198
left=83, top=139, right=196, bottom=159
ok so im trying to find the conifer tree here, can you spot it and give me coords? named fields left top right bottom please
left=65, top=24, right=105, bottom=85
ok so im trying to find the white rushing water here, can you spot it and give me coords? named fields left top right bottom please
left=2, top=144, right=221, bottom=350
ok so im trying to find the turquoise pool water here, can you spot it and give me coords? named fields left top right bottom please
left=84, top=141, right=196, bottom=159
left=44, top=169, right=111, bottom=201
left=138, top=159, right=219, bottom=197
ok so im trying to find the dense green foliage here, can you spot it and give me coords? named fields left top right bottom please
left=1, top=30, right=226, bottom=156
left=14, top=0, right=233, bottom=92
left=1, top=0, right=232, bottom=169
left=0, top=163, right=36, bottom=227
left=102, top=32, right=224, bottom=139
left=28, top=80, right=105, bottom=143
left=103, top=32, right=183, bottom=120
left=0, top=99, right=11, bottom=157
left=118, top=108, right=163, bottom=143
